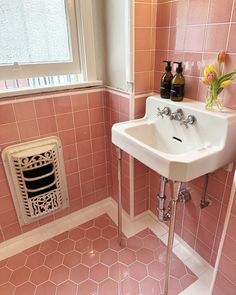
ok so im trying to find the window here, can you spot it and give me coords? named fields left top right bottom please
left=0, top=0, right=98, bottom=93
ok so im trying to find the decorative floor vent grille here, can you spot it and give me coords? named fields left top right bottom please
left=2, top=137, right=69, bottom=225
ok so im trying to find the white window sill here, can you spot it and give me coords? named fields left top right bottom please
left=0, top=80, right=103, bottom=99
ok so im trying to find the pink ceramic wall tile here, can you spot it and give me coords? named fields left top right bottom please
left=204, top=24, right=229, bottom=52
left=170, top=0, right=188, bottom=26
left=187, top=0, right=209, bottom=25
left=208, top=0, right=234, bottom=24
left=0, top=123, right=19, bottom=144
left=18, top=120, right=39, bottom=140
left=71, top=93, right=88, bottom=111
left=14, top=101, right=36, bottom=121
left=135, top=28, right=152, bottom=51
left=34, top=99, right=55, bottom=118
left=53, top=96, right=72, bottom=114
left=156, top=3, right=171, bottom=27
left=0, top=104, right=15, bottom=124
left=37, top=116, right=57, bottom=135
left=56, top=113, right=74, bottom=131
left=228, top=24, right=236, bottom=53
left=135, top=2, right=152, bottom=28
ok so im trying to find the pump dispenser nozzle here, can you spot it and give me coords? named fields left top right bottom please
left=173, top=62, right=183, bottom=73
left=160, top=61, right=173, bottom=99
left=170, top=62, right=185, bottom=101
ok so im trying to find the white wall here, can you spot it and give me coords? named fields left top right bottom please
left=92, top=0, right=129, bottom=92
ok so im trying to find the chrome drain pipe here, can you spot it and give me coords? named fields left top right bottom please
left=157, top=176, right=168, bottom=222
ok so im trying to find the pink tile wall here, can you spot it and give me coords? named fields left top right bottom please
left=0, top=89, right=112, bottom=242
left=105, top=91, right=131, bottom=214
left=135, top=1, right=157, bottom=94
left=153, top=0, right=236, bottom=109
left=213, top=192, right=236, bottom=294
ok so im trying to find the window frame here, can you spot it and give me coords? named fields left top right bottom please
left=0, top=0, right=97, bottom=83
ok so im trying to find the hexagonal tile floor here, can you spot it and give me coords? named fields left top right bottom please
left=0, top=214, right=197, bottom=295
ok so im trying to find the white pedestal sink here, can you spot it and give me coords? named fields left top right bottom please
left=112, top=95, right=236, bottom=295
left=112, top=95, right=236, bottom=182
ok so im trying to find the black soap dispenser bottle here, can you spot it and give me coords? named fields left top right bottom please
left=170, top=62, right=185, bottom=101
left=160, top=61, right=173, bottom=99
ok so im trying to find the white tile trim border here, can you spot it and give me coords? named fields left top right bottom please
left=0, top=197, right=213, bottom=294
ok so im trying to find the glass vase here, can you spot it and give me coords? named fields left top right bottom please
left=205, top=86, right=223, bottom=110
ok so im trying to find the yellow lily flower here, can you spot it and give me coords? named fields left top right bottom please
left=220, top=80, right=233, bottom=88
left=201, top=77, right=210, bottom=85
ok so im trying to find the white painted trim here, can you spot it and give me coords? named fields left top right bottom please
left=0, top=81, right=103, bottom=100
left=125, top=0, right=134, bottom=85
left=76, top=0, right=97, bottom=81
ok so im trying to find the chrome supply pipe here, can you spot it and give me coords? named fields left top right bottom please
left=157, top=176, right=168, bottom=222
left=116, top=147, right=123, bottom=246
left=163, top=181, right=182, bottom=295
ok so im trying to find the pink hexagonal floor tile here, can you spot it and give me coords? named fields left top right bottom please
left=45, top=251, right=63, bottom=269
left=70, top=264, right=89, bottom=283
left=77, top=279, right=97, bottom=295
left=35, top=281, right=56, bottom=295
left=100, top=249, right=118, bottom=266
left=63, top=251, right=81, bottom=268
left=23, top=244, right=40, bottom=255
left=57, top=239, right=75, bottom=254
left=154, top=245, right=167, bottom=264
left=0, top=267, right=12, bottom=285
left=85, top=227, right=101, bottom=240
left=99, top=278, right=118, bottom=295
left=26, top=252, right=45, bottom=269
left=109, top=262, right=129, bottom=282
left=127, top=235, right=143, bottom=251
left=119, top=248, right=136, bottom=266
left=10, top=266, right=31, bottom=286
left=80, top=220, right=94, bottom=229
left=56, top=280, right=77, bottom=295
left=102, top=226, right=117, bottom=239
left=143, top=235, right=161, bottom=250
left=50, top=265, right=69, bottom=285
left=93, top=237, right=108, bottom=252
left=180, top=273, right=198, bottom=290
left=30, top=266, right=50, bottom=285
left=136, top=248, right=154, bottom=264
left=90, top=263, right=108, bottom=282
left=7, top=253, right=27, bottom=270
left=160, top=276, right=182, bottom=295
left=82, top=251, right=99, bottom=267
left=75, top=238, right=92, bottom=253
left=0, top=283, right=15, bottom=295
left=148, top=260, right=166, bottom=280
left=0, top=258, right=8, bottom=268
left=94, top=215, right=110, bottom=228
left=52, top=232, right=68, bottom=242
left=136, top=228, right=152, bottom=238
left=68, top=227, right=85, bottom=241
left=120, top=277, right=140, bottom=295
left=109, top=237, right=126, bottom=252
left=39, top=240, right=58, bottom=255
left=129, top=261, right=147, bottom=281
left=140, top=277, right=161, bottom=295
left=14, top=282, right=36, bottom=295
left=170, top=258, right=188, bottom=279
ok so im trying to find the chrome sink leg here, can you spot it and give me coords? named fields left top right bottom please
left=163, top=180, right=182, bottom=295
left=116, top=147, right=123, bottom=246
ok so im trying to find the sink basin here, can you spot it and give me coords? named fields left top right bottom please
left=112, top=95, right=236, bottom=182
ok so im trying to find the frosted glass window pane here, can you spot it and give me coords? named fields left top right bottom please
left=0, top=0, right=71, bottom=65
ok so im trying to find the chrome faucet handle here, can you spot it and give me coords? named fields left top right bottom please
left=180, top=115, right=196, bottom=128
left=170, top=108, right=184, bottom=121
left=157, top=107, right=171, bottom=118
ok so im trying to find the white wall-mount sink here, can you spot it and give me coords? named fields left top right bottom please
left=112, top=95, right=236, bottom=182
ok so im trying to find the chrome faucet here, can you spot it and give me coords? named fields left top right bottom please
left=169, top=108, right=184, bottom=121
left=180, top=115, right=196, bottom=128
left=157, top=107, right=171, bottom=118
